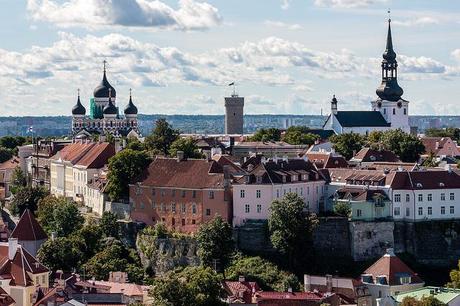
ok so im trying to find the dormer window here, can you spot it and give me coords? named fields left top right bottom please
left=282, top=176, right=286, bottom=183
left=245, top=175, right=251, bottom=184
left=302, top=174, right=308, bottom=181
left=416, top=183, right=423, bottom=188
left=256, top=176, right=263, bottom=184
left=291, top=175, right=298, bottom=182
left=400, top=276, right=411, bottom=284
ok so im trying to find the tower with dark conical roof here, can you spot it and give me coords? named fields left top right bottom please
left=371, top=16, right=410, bottom=133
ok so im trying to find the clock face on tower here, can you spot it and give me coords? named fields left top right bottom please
left=397, top=101, right=402, bottom=108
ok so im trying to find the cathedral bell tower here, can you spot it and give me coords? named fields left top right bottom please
left=371, top=16, right=410, bottom=133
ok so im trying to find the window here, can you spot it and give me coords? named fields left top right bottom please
left=257, top=204, right=262, bottom=213
left=161, top=203, right=166, bottom=212
left=394, top=207, right=400, bottom=216
left=393, top=108, right=396, bottom=115
left=428, top=207, right=432, bottom=215
left=192, top=203, right=197, bottom=214
left=316, top=186, right=319, bottom=194
left=394, top=194, right=401, bottom=202
left=192, top=190, right=196, bottom=198
left=171, top=189, right=176, bottom=197
left=418, top=194, right=423, bottom=202
left=441, top=206, right=445, bottom=215
left=451, top=206, right=455, bottom=214
left=172, top=218, right=175, bottom=226
left=418, top=207, right=423, bottom=215
left=182, top=190, right=186, bottom=198
left=428, top=194, right=432, bottom=201
left=42, top=275, right=46, bottom=284
left=451, top=193, right=455, bottom=201
left=441, top=193, right=446, bottom=201
left=307, top=187, right=310, bottom=195
left=140, top=202, right=145, bottom=209
left=161, top=190, right=165, bottom=197
left=181, top=203, right=186, bottom=214
left=400, top=276, right=411, bottom=284
left=276, top=189, right=280, bottom=198
left=192, top=219, right=196, bottom=225
left=404, top=108, right=407, bottom=115
left=171, top=203, right=176, bottom=213
left=209, top=191, right=215, bottom=199
left=206, top=208, right=211, bottom=216
left=240, top=190, right=245, bottom=198
left=383, top=109, right=386, bottom=114
left=256, top=190, right=261, bottom=198
left=243, top=204, right=250, bottom=213
left=406, top=194, right=410, bottom=202
left=357, top=209, right=362, bottom=217
left=406, top=207, right=410, bottom=217
left=151, top=202, right=156, bottom=209
left=182, top=219, right=185, bottom=226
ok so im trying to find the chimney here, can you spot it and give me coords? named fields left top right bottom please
left=287, top=287, right=293, bottom=293
left=8, top=238, right=18, bottom=260
left=326, top=274, right=333, bottom=293
left=238, top=275, right=245, bottom=283
left=176, top=151, right=185, bottom=162
left=304, top=274, right=311, bottom=292
left=435, top=141, right=440, bottom=149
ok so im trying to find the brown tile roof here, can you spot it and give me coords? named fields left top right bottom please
left=93, top=280, right=149, bottom=297
left=11, top=209, right=48, bottom=241
left=235, top=141, right=306, bottom=149
left=135, top=157, right=226, bottom=189
left=421, top=136, right=459, bottom=156
left=0, top=157, right=20, bottom=171
left=351, top=148, right=401, bottom=163
left=256, top=291, right=325, bottom=301
left=224, top=280, right=260, bottom=304
left=363, top=249, right=423, bottom=286
left=325, top=168, right=395, bottom=186
left=305, top=152, right=348, bottom=169
left=51, top=142, right=115, bottom=168
left=335, top=187, right=389, bottom=202
left=390, top=170, right=460, bottom=190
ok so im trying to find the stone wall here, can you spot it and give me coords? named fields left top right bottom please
left=349, top=221, right=394, bottom=261
left=313, top=217, right=351, bottom=258
left=233, top=220, right=275, bottom=253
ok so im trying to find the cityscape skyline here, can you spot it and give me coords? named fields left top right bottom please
left=1, top=0, right=460, bottom=116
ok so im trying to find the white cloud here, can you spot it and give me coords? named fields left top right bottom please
left=313, top=0, right=386, bottom=8
left=392, top=16, right=439, bottom=27
left=280, top=0, right=290, bottom=10
left=398, top=55, right=446, bottom=74
left=264, top=20, right=303, bottom=30
left=451, top=49, right=460, bottom=62
left=27, top=0, right=222, bottom=31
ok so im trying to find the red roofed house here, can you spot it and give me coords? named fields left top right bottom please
left=0, top=287, right=15, bottom=306
left=0, top=238, right=50, bottom=306
left=349, top=148, right=401, bottom=165
left=50, top=142, right=115, bottom=206
left=0, top=157, right=21, bottom=201
left=223, top=276, right=260, bottom=304
left=255, top=290, right=339, bottom=306
left=420, top=137, right=460, bottom=158
left=361, top=248, right=424, bottom=305
left=129, top=154, right=232, bottom=233
left=304, top=152, right=348, bottom=169
left=10, top=209, right=48, bottom=257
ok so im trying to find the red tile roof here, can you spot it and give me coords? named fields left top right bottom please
left=351, top=148, right=401, bottom=163
left=390, top=170, right=460, bottom=190
left=224, top=280, right=260, bottom=304
left=11, top=209, right=48, bottom=241
left=0, top=157, right=20, bottom=171
left=256, top=291, right=325, bottom=301
left=421, top=137, right=460, bottom=156
left=52, top=142, right=115, bottom=169
left=363, top=249, right=423, bottom=286
left=0, top=287, right=14, bottom=306
left=135, top=157, right=226, bottom=189
left=305, top=153, right=348, bottom=169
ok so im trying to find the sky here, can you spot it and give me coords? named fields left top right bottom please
left=1, top=0, right=460, bottom=116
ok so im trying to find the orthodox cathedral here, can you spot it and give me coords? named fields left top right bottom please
left=71, top=62, right=139, bottom=138
left=324, top=18, right=411, bottom=135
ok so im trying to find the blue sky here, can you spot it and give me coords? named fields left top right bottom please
left=1, top=0, right=460, bottom=116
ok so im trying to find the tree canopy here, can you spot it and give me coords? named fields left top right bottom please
left=168, top=137, right=203, bottom=159
left=99, top=211, right=120, bottom=238
left=37, top=196, right=84, bottom=237
left=144, top=118, right=180, bottom=155
left=196, top=216, right=235, bottom=272
left=283, top=126, right=319, bottom=146
left=425, top=127, right=460, bottom=142
left=330, top=133, right=365, bottom=160
left=268, top=193, right=319, bottom=268
left=106, top=149, right=151, bottom=201
left=400, top=296, right=446, bottom=306
left=379, top=129, right=424, bottom=162
left=9, top=167, right=26, bottom=195
left=250, top=128, right=281, bottom=142
left=10, top=186, right=49, bottom=216
left=0, top=147, right=13, bottom=163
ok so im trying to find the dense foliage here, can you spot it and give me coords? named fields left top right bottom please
left=330, top=133, right=365, bottom=160
left=225, top=255, right=301, bottom=291
left=144, top=118, right=180, bottom=155
left=0, top=147, right=13, bottom=163
left=10, top=186, right=49, bottom=216
left=37, top=196, right=84, bottom=237
left=378, top=129, right=425, bottom=162
left=283, top=126, right=319, bottom=145
left=268, top=193, right=319, bottom=268
left=250, top=128, right=282, bottom=142
left=169, top=137, right=203, bottom=159
left=425, top=127, right=460, bottom=142
left=149, top=266, right=225, bottom=306
left=99, top=211, right=120, bottom=238
left=196, top=216, right=235, bottom=272
left=106, top=149, right=151, bottom=201
left=9, top=167, right=26, bottom=195
left=333, top=201, right=351, bottom=218
left=400, top=296, right=446, bottom=306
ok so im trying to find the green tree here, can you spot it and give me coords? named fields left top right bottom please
left=447, top=259, right=460, bottom=288
left=37, top=236, right=85, bottom=272
left=196, top=216, right=234, bottom=272
left=422, top=152, right=439, bottom=168
left=400, top=296, right=446, bottom=306
left=144, top=118, right=180, bottom=155
left=37, top=195, right=60, bottom=234
left=0, top=136, right=26, bottom=150
left=125, top=138, right=146, bottom=151
left=106, top=149, right=151, bottom=201
left=225, top=255, right=301, bottom=291
left=425, top=127, right=460, bottom=142
left=330, top=133, right=365, bottom=160
left=51, top=199, right=84, bottom=237
left=149, top=266, right=225, bottom=306
left=104, top=132, right=115, bottom=145
left=0, top=147, right=13, bottom=163
left=268, top=193, right=319, bottom=268
left=9, top=167, right=26, bottom=195
left=168, top=137, right=203, bottom=159
left=380, top=129, right=424, bottom=162
left=250, top=128, right=281, bottom=142
left=99, top=211, right=120, bottom=238
left=72, top=223, right=103, bottom=262
left=333, top=201, right=351, bottom=218
left=283, top=126, right=319, bottom=146
left=10, top=186, right=49, bottom=216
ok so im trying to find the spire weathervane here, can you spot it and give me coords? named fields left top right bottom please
left=388, top=9, right=391, bottom=21
left=103, top=60, right=107, bottom=73
left=77, top=88, right=80, bottom=97
left=129, top=88, right=132, bottom=97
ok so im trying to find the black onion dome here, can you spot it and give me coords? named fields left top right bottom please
left=124, top=92, right=138, bottom=115
left=376, top=80, right=403, bottom=102
left=103, top=96, right=118, bottom=115
left=72, top=94, right=86, bottom=115
left=94, top=69, right=116, bottom=98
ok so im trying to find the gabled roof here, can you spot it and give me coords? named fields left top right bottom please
left=351, top=148, right=400, bottom=163
left=51, top=142, right=115, bottom=169
left=223, top=280, right=260, bottom=304
left=335, top=187, right=389, bottom=202
left=0, top=287, right=14, bottom=306
left=11, top=209, right=48, bottom=241
left=420, top=136, right=460, bottom=156
left=390, top=170, right=460, bottom=190
left=135, top=157, right=226, bottom=189
left=256, top=291, right=326, bottom=301
left=305, top=152, right=348, bottom=169
left=334, top=111, right=390, bottom=128
left=363, top=249, right=423, bottom=286
left=0, top=157, right=20, bottom=171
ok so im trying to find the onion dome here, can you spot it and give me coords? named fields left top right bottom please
left=103, top=89, right=118, bottom=115
left=72, top=89, right=86, bottom=115
left=124, top=89, right=138, bottom=115
left=94, top=61, right=116, bottom=98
